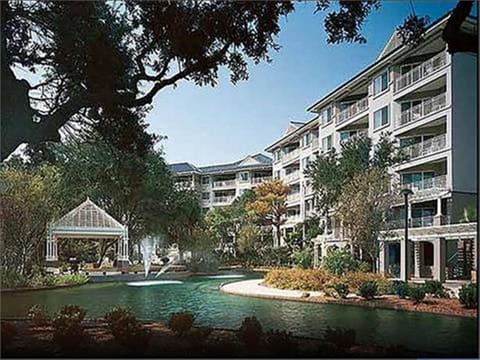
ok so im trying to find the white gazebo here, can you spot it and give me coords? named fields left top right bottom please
left=46, top=198, right=129, bottom=271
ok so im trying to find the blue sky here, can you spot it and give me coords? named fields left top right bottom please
left=147, top=1, right=462, bottom=166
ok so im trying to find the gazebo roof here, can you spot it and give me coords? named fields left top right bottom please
left=52, top=198, right=125, bottom=231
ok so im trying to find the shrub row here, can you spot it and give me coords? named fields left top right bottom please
left=2, top=272, right=88, bottom=289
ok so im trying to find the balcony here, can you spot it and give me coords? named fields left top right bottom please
left=284, top=171, right=300, bottom=183
left=282, top=148, right=300, bottom=163
left=303, top=183, right=314, bottom=196
left=251, top=176, right=272, bottom=185
left=398, top=175, right=448, bottom=193
left=401, top=134, right=447, bottom=162
left=311, top=137, right=319, bottom=149
left=396, top=93, right=447, bottom=129
left=395, top=51, right=447, bottom=93
left=387, top=215, right=451, bottom=229
left=212, top=179, right=236, bottom=188
left=286, top=214, right=302, bottom=223
left=212, top=196, right=235, bottom=205
left=287, top=192, right=301, bottom=202
left=336, top=97, right=369, bottom=125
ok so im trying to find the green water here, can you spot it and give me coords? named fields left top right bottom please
left=1, top=272, right=477, bottom=356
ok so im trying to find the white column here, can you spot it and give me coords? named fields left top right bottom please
left=52, top=237, right=58, bottom=260
left=400, top=239, right=412, bottom=281
left=379, top=242, right=388, bottom=275
left=313, top=244, right=319, bottom=268
left=433, top=238, right=446, bottom=282
left=414, top=242, right=422, bottom=278
left=434, top=197, right=443, bottom=226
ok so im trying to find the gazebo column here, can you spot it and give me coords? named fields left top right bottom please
left=45, top=232, right=59, bottom=267
left=116, top=229, right=129, bottom=272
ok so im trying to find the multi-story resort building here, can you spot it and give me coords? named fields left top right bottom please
left=266, top=13, right=478, bottom=283
left=169, top=154, right=272, bottom=211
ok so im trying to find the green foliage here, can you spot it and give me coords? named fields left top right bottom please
left=264, top=329, right=298, bottom=356
left=104, top=307, right=151, bottom=349
left=322, top=247, right=358, bottom=276
left=264, top=268, right=331, bottom=291
left=27, top=305, right=50, bottom=326
left=1, top=272, right=88, bottom=290
left=237, top=316, right=263, bottom=347
left=408, top=285, right=426, bottom=304
left=1, top=271, right=29, bottom=288
left=1, top=322, right=17, bottom=347
left=423, top=280, right=448, bottom=298
left=388, top=281, right=410, bottom=299
left=460, top=206, right=478, bottom=223
left=324, top=327, right=356, bottom=349
left=458, top=283, right=477, bottom=309
left=168, top=311, right=195, bottom=336
left=357, top=280, right=378, bottom=299
left=52, top=305, right=87, bottom=349
left=293, top=248, right=313, bottom=269
left=333, top=282, right=349, bottom=299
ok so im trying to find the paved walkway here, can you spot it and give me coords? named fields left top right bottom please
left=220, top=279, right=324, bottom=299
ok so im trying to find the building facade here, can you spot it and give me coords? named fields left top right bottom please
left=266, top=13, right=477, bottom=282
left=169, top=154, right=272, bottom=211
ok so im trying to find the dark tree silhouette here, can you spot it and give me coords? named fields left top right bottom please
left=1, top=1, right=475, bottom=160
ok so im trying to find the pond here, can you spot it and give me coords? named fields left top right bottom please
left=1, top=272, right=477, bottom=356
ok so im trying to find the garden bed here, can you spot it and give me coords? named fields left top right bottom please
left=1, top=319, right=440, bottom=358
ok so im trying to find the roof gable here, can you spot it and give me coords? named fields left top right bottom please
left=52, top=198, right=124, bottom=230
left=377, top=30, right=402, bottom=60
left=284, top=121, right=305, bottom=136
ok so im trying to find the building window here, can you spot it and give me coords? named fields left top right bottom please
left=339, top=130, right=358, bottom=142
left=239, top=172, right=249, bottom=182
left=301, top=157, right=310, bottom=170
left=274, top=170, right=281, bottom=180
left=201, top=192, right=210, bottom=200
left=373, top=71, right=389, bottom=95
left=302, top=132, right=312, bottom=147
left=322, top=135, right=332, bottom=152
left=273, top=149, right=281, bottom=162
left=401, top=171, right=435, bottom=185
left=201, top=176, right=210, bottom=185
left=373, top=106, right=389, bottom=129
left=320, top=106, right=333, bottom=126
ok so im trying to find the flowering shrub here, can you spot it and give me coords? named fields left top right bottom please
left=168, top=311, right=195, bottom=336
left=27, top=305, right=50, bottom=326
left=332, top=282, right=349, bottom=299
left=321, top=248, right=359, bottom=276
left=237, top=316, right=263, bottom=347
left=459, top=283, right=477, bottom=309
left=52, top=305, right=87, bottom=349
left=264, top=269, right=330, bottom=291
left=357, top=280, right=378, bottom=299
left=342, top=272, right=390, bottom=294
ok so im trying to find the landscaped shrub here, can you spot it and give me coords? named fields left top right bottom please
left=332, top=282, right=349, bottom=299
left=52, top=305, right=87, bottom=349
left=27, top=305, right=50, bottom=326
left=264, top=268, right=330, bottom=291
left=321, top=247, right=358, bottom=276
left=104, top=307, right=151, bottom=349
left=324, top=327, right=356, bottom=349
left=168, top=311, right=195, bottom=336
left=388, top=280, right=410, bottom=299
left=293, top=248, right=313, bottom=269
left=358, top=262, right=371, bottom=273
left=458, top=283, right=477, bottom=309
left=1, top=271, right=29, bottom=289
left=1, top=321, right=17, bottom=347
left=408, top=285, right=426, bottom=304
left=343, top=272, right=390, bottom=295
left=357, top=280, right=378, bottom=299
left=423, top=280, right=448, bottom=298
left=264, top=329, right=298, bottom=355
left=237, top=316, right=263, bottom=347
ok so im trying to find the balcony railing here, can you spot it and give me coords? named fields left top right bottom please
left=398, top=175, right=448, bottom=193
left=401, top=134, right=447, bottom=162
left=282, top=148, right=300, bottom=163
left=336, top=97, right=369, bottom=125
left=395, top=51, right=447, bottom=92
left=286, top=214, right=302, bottom=223
left=311, top=137, right=319, bottom=149
left=251, top=176, right=272, bottom=185
left=287, top=193, right=301, bottom=202
left=396, top=93, right=447, bottom=128
left=303, top=184, right=314, bottom=196
left=212, top=179, right=236, bottom=188
left=213, top=196, right=235, bottom=204
left=284, top=171, right=300, bottom=183
left=386, top=215, right=451, bottom=229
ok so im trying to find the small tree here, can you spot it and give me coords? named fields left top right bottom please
left=247, top=180, right=289, bottom=247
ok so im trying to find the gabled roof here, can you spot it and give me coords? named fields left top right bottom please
left=377, top=30, right=402, bottom=60
left=52, top=198, right=124, bottom=230
left=265, top=116, right=319, bottom=152
left=168, top=162, right=200, bottom=175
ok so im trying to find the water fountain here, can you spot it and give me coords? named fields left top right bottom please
left=139, top=235, right=160, bottom=277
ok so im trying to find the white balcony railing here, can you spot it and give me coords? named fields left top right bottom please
left=399, top=175, right=448, bottom=193
left=287, top=193, right=301, bottom=202
left=212, top=179, right=236, bottom=188
left=212, top=196, right=235, bottom=204
left=282, top=148, right=300, bottom=163
left=303, top=184, right=314, bottom=196
left=401, top=134, right=447, bottom=162
left=395, top=51, right=447, bottom=92
left=311, top=137, right=319, bottom=149
left=251, top=176, right=272, bottom=185
left=396, top=93, right=447, bottom=128
left=286, top=214, right=302, bottom=223
left=284, top=171, right=300, bottom=183
left=387, top=215, right=450, bottom=229
left=336, top=97, right=369, bottom=125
